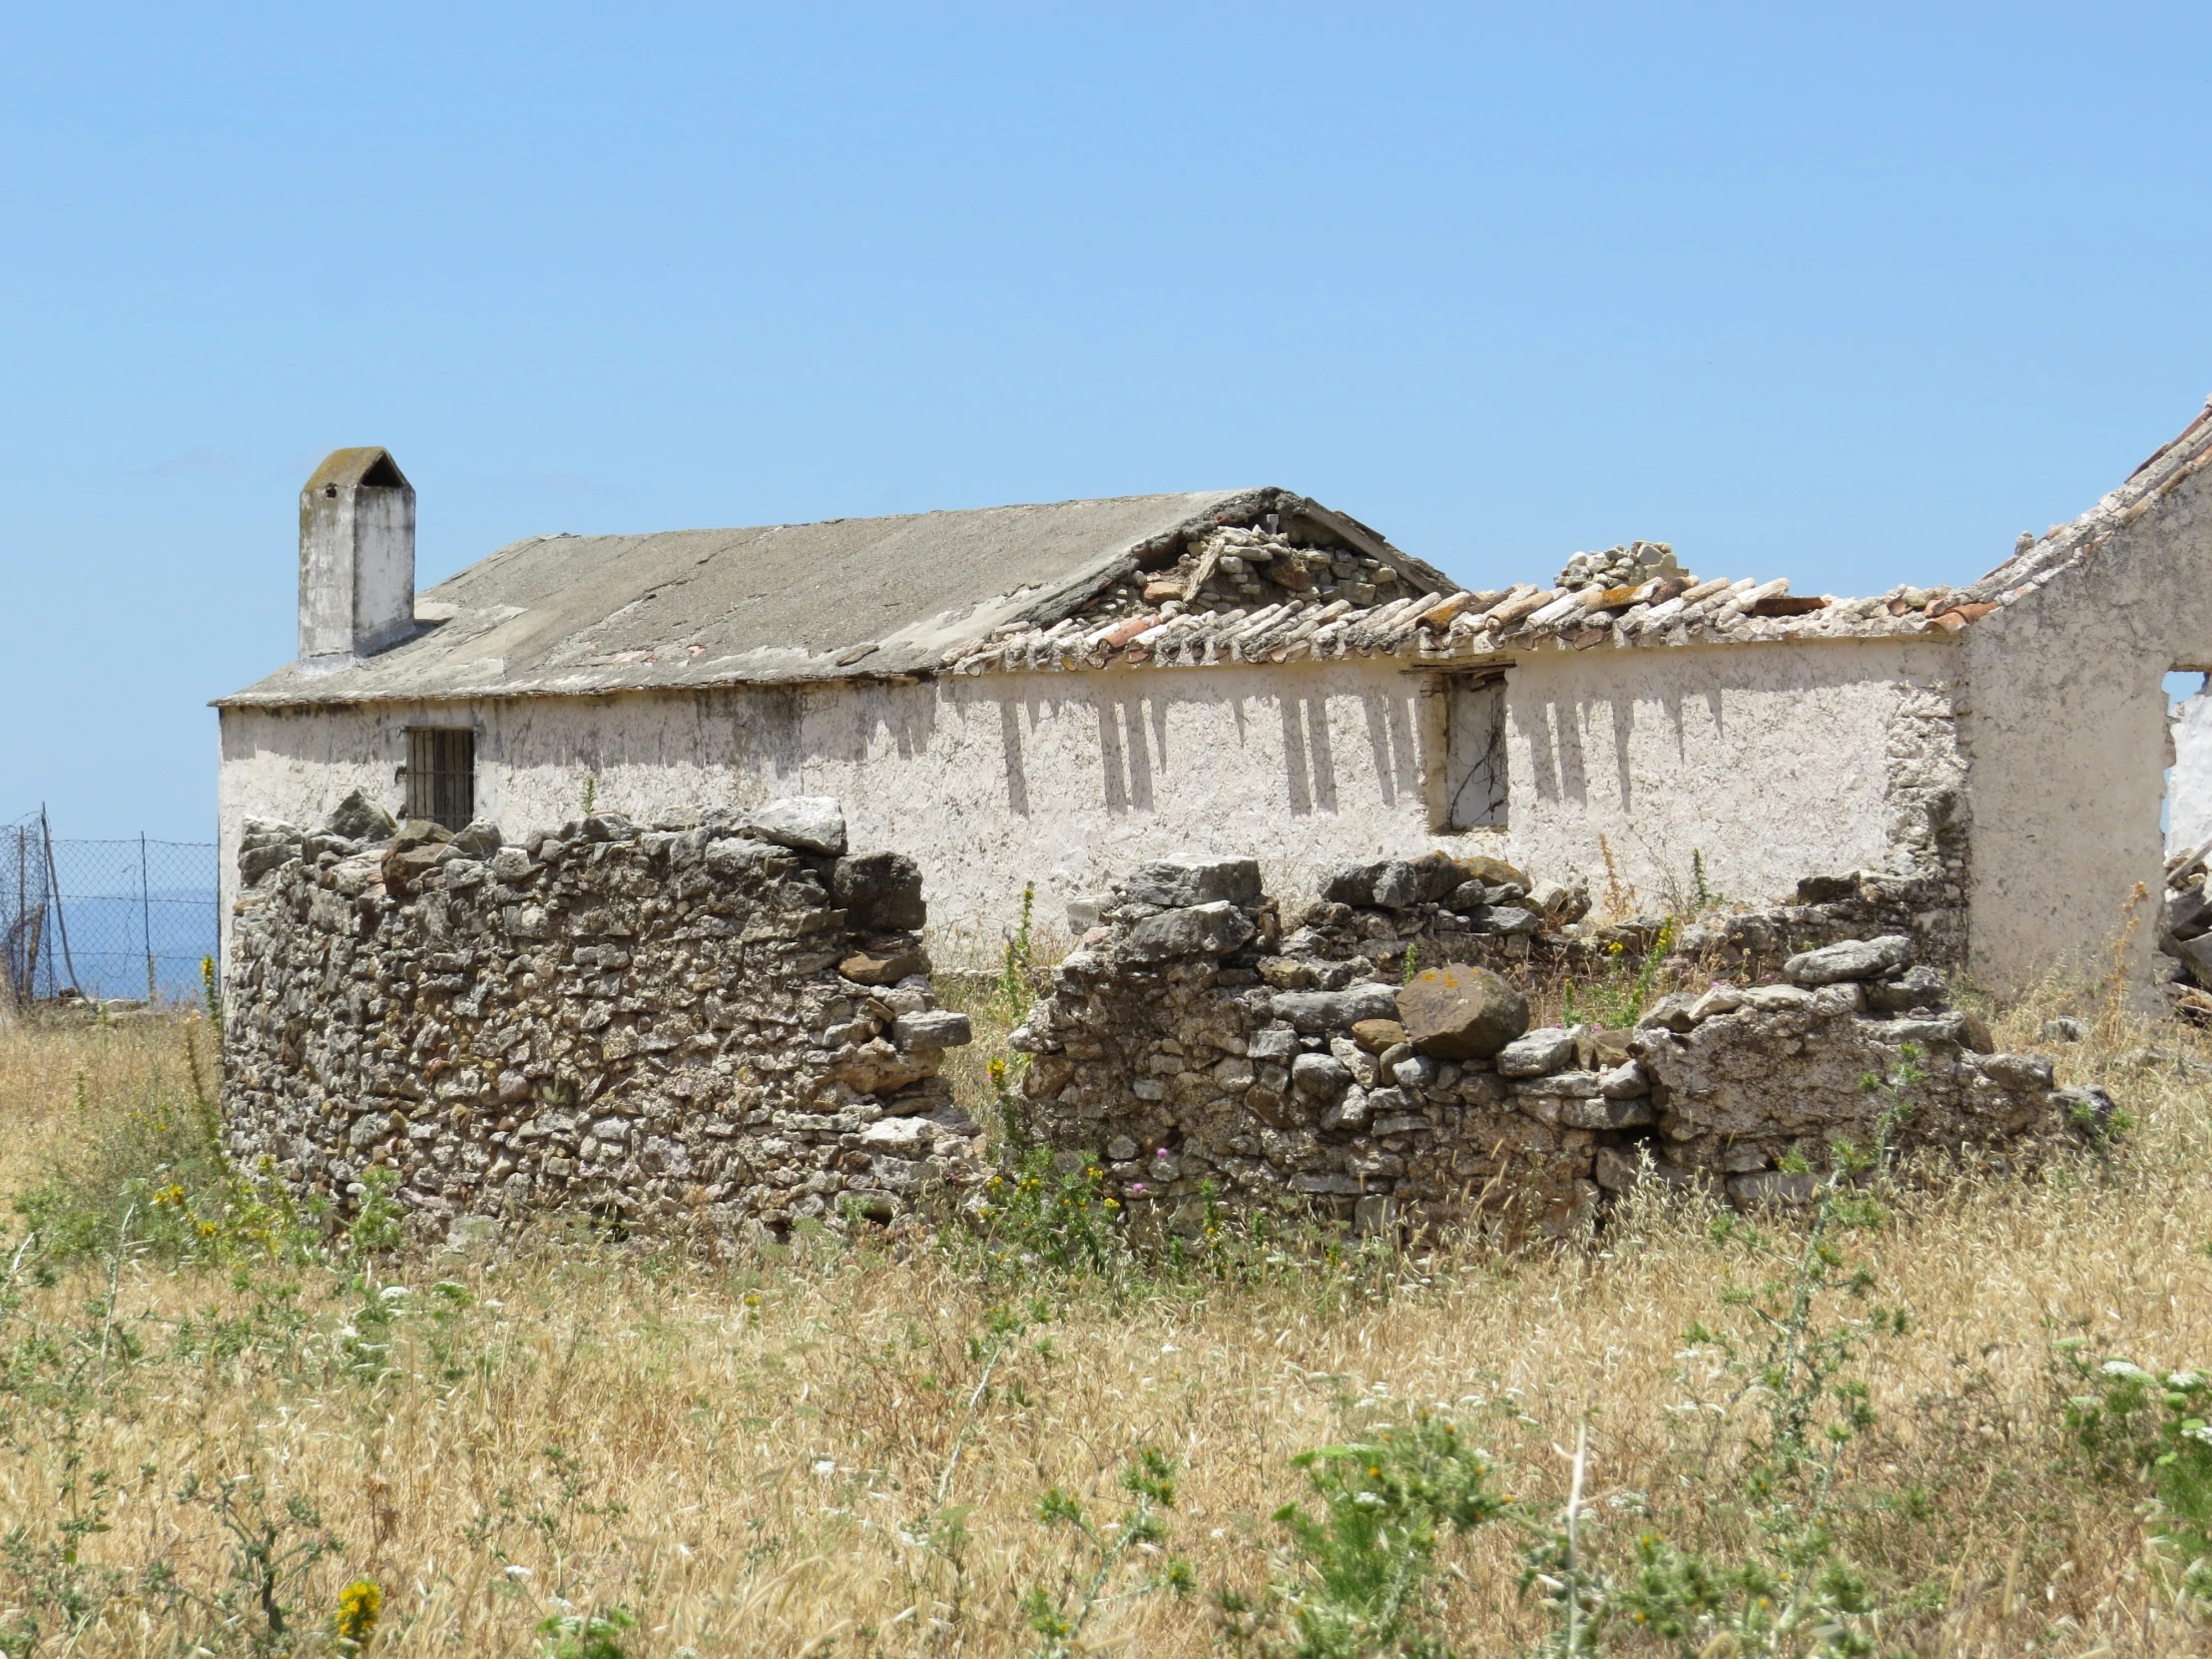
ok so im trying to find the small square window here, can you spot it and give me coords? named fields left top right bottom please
left=405, top=728, right=476, bottom=831
left=1442, top=676, right=1507, bottom=830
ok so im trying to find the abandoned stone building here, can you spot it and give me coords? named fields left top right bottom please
left=218, top=406, right=2212, bottom=994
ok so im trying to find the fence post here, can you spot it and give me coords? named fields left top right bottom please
left=141, top=831, right=155, bottom=1003
left=41, top=809, right=79, bottom=999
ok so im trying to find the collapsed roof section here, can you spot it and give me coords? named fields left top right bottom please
left=939, top=536, right=1963, bottom=678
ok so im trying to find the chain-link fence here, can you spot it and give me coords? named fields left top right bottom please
left=2, top=809, right=218, bottom=1007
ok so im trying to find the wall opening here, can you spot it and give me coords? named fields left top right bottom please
left=1440, top=673, right=1507, bottom=830
left=2166, top=670, right=2212, bottom=855
left=404, top=728, right=476, bottom=831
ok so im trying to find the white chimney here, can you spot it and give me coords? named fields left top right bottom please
left=298, top=447, right=415, bottom=660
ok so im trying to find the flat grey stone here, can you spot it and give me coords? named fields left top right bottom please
left=1123, top=900, right=1257, bottom=961
left=1597, top=1060, right=1650, bottom=1097
left=1464, top=904, right=1542, bottom=936
left=1560, top=1095, right=1657, bottom=1130
left=860, top=1117, right=932, bottom=1156
left=1512, top=1069, right=1603, bottom=1098
left=1292, top=1172, right=1367, bottom=1195
left=1980, top=1051, right=2055, bottom=1092
left=1783, top=934, right=1912, bottom=985
left=894, top=1010, right=972, bottom=1050
left=1271, top=984, right=1400, bottom=1033
left=739, top=796, right=847, bottom=855
left=1495, top=1025, right=1580, bottom=1077
left=1119, top=858, right=1263, bottom=909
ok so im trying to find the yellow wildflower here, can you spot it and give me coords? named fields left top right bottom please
left=334, top=1577, right=382, bottom=1647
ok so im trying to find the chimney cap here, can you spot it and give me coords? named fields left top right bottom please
left=303, top=447, right=410, bottom=497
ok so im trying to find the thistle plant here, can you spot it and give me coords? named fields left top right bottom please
left=998, top=881, right=1037, bottom=1020
left=1020, top=1446, right=1191, bottom=1657
left=1249, top=1414, right=1508, bottom=1659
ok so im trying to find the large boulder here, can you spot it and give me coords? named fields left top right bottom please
left=833, top=851, right=927, bottom=931
left=1121, top=858, right=1263, bottom=909
left=1124, top=901, right=1256, bottom=961
left=1395, top=964, right=1529, bottom=1059
left=740, top=797, right=847, bottom=856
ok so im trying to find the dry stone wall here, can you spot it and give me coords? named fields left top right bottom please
left=223, top=793, right=979, bottom=1244
left=1011, top=856, right=2098, bottom=1237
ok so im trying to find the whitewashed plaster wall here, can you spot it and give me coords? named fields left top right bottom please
left=1499, top=639, right=1960, bottom=914
left=1964, top=473, right=2212, bottom=995
left=220, top=642, right=1952, bottom=974
left=219, top=661, right=1457, bottom=970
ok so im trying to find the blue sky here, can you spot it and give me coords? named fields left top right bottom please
left=5, top=2, right=2211, bottom=839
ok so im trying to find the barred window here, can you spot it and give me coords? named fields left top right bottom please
left=405, top=728, right=476, bottom=831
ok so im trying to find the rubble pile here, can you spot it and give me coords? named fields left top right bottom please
left=1235, top=840, right=1964, bottom=996
left=1011, top=857, right=2093, bottom=1238
left=223, top=793, right=979, bottom=1244
left=1668, top=863, right=1967, bottom=982
left=2159, top=841, right=2212, bottom=1011
left=1243, top=848, right=1595, bottom=988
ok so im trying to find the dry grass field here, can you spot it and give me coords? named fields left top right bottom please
left=3, top=980, right=2211, bottom=1657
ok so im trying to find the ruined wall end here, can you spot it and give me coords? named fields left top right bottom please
left=220, top=804, right=979, bottom=1240
left=1964, top=471, right=2212, bottom=995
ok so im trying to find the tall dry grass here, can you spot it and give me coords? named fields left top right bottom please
left=1, top=983, right=2210, bottom=1655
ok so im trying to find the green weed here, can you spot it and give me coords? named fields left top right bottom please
left=2055, top=1343, right=2212, bottom=1587
left=1259, top=1414, right=1507, bottom=1658
left=1021, top=1446, right=1191, bottom=1657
